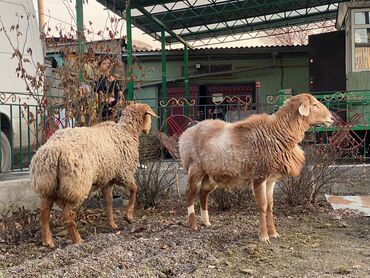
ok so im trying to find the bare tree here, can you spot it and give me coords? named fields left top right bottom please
left=261, top=24, right=336, bottom=46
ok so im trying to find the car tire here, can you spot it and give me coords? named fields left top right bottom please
left=0, top=131, right=11, bottom=172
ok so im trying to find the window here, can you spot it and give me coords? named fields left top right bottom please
left=353, top=10, right=370, bottom=71
left=355, top=11, right=370, bottom=25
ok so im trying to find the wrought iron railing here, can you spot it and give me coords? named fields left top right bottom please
left=11, top=89, right=370, bottom=171
left=157, top=95, right=254, bottom=135
left=266, top=90, right=370, bottom=158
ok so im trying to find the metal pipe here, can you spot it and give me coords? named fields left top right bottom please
left=126, top=3, right=134, bottom=100
left=37, top=0, right=45, bottom=33
left=161, top=28, right=168, bottom=133
left=76, top=0, right=84, bottom=81
left=37, top=0, right=45, bottom=57
left=184, top=46, right=189, bottom=115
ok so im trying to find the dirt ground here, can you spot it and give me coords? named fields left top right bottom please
left=0, top=200, right=369, bottom=278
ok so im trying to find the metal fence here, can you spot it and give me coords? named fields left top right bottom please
left=0, top=92, right=38, bottom=172
left=0, top=92, right=71, bottom=173
left=265, top=90, right=370, bottom=158
left=155, top=95, right=255, bottom=135
left=2, top=90, right=370, bottom=173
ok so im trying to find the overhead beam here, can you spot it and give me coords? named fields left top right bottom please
left=134, top=0, right=183, bottom=6
left=132, top=4, right=193, bottom=49
left=164, top=10, right=338, bottom=43
left=188, top=22, right=334, bottom=47
left=96, top=0, right=124, bottom=16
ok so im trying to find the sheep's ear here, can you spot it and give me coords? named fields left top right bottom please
left=146, top=110, right=158, bottom=118
left=298, top=99, right=310, bottom=117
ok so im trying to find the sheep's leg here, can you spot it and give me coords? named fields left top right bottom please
left=62, top=204, right=83, bottom=244
left=266, top=180, right=279, bottom=238
left=123, top=181, right=137, bottom=224
left=40, top=197, right=55, bottom=248
left=186, top=168, right=202, bottom=231
left=253, top=180, right=269, bottom=243
left=199, top=177, right=214, bottom=227
left=101, top=186, right=118, bottom=229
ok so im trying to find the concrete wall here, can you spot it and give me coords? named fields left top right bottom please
left=0, top=177, right=39, bottom=216
left=347, top=71, right=370, bottom=90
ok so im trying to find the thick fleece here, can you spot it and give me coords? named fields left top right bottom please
left=179, top=93, right=333, bottom=242
left=30, top=103, right=156, bottom=247
left=31, top=121, right=139, bottom=205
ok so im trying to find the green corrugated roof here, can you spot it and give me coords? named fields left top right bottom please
left=97, top=0, right=349, bottom=47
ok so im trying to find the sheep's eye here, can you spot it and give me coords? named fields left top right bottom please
left=313, top=104, right=318, bottom=107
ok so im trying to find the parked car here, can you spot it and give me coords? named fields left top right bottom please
left=0, top=0, right=44, bottom=172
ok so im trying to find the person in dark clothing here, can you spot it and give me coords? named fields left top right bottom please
left=94, top=57, right=122, bottom=121
left=212, top=106, right=225, bottom=120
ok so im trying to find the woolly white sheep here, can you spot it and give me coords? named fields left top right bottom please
left=178, top=93, right=333, bottom=243
left=30, top=103, right=157, bottom=248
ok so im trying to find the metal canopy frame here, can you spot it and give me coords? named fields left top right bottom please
left=98, top=0, right=349, bottom=47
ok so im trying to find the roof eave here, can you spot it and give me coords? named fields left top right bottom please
left=121, top=45, right=309, bottom=61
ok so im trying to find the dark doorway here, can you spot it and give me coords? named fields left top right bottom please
left=308, top=31, right=346, bottom=92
